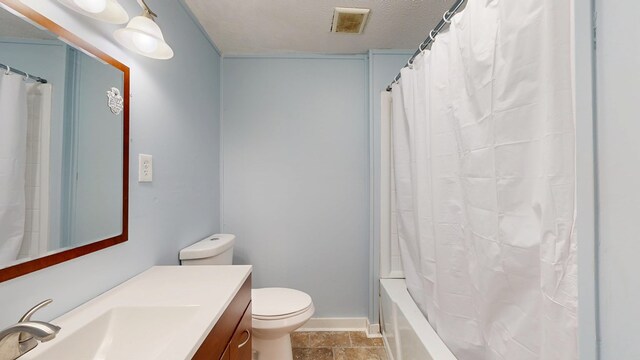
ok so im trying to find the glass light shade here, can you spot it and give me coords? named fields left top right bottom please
left=132, top=32, right=159, bottom=54
left=73, top=0, right=107, bottom=14
left=57, top=0, right=129, bottom=24
left=114, top=16, right=174, bottom=60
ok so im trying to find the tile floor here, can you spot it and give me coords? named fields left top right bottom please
left=291, top=331, right=388, bottom=360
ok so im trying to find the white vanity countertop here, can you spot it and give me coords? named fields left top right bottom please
left=22, top=265, right=252, bottom=360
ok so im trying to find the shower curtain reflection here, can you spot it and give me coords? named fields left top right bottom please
left=0, top=74, right=28, bottom=264
left=0, top=74, right=52, bottom=266
left=20, top=84, right=52, bottom=259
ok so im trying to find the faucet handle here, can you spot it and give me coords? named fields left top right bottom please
left=19, top=299, right=53, bottom=323
left=18, top=299, right=54, bottom=344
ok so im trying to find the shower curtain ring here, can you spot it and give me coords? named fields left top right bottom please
left=4, top=65, right=10, bottom=75
left=429, top=30, right=437, bottom=42
left=443, top=11, right=452, bottom=23
left=24, top=73, right=29, bottom=81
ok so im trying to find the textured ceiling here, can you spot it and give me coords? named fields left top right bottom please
left=182, top=0, right=454, bottom=54
left=0, top=6, right=57, bottom=40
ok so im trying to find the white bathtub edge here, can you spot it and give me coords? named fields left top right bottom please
left=380, top=279, right=457, bottom=360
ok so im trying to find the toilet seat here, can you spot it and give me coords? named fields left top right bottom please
left=252, top=288, right=313, bottom=320
left=252, top=304, right=313, bottom=320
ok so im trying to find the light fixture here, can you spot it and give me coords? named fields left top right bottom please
left=113, top=0, right=173, bottom=60
left=57, top=0, right=129, bottom=24
left=74, top=0, right=106, bottom=14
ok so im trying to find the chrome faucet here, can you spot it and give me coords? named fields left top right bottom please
left=0, top=300, right=61, bottom=360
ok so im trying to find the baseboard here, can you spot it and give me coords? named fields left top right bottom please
left=298, top=318, right=381, bottom=338
left=367, top=321, right=381, bottom=338
left=299, top=317, right=367, bottom=331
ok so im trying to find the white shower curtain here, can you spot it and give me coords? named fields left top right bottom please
left=391, top=0, right=577, bottom=359
left=0, top=74, right=28, bottom=265
left=20, top=83, right=52, bottom=258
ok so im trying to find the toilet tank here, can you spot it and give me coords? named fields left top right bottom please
left=180, top=234, right=235, bottom=265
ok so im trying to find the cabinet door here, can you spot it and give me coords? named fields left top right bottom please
left=230, top=303, right=252, bottom=360
left=220, top=345, right=230, bottom=360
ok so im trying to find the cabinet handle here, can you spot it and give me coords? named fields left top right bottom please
left=237, top=330, right=251, bottom=348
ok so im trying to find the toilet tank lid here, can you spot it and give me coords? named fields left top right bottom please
left=179, top=234, right=236, bottom=260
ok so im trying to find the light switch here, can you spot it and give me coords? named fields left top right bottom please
left=138, top=154, right=153, bottom=182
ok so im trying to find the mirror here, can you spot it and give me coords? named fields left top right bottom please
left=0, top=0, right=129, bottom=282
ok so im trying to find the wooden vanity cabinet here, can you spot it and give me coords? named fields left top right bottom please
left=192, top=275, right=252, bottom=360
left=230, top=302, right=252, bottom=359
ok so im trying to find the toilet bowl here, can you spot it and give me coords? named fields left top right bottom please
left=180, top=234, right=314, bottom=360
left=251, top=288, right=314, bottom=360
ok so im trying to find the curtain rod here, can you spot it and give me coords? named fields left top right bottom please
left=385, top=0, right=466, bottom=92
left=0, top=63, right=48, bottom=84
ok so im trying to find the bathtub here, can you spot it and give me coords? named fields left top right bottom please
left=380, top=279, right=457, bottom=360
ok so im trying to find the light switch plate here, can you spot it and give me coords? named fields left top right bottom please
left=138, top=154, right=153, bottom=182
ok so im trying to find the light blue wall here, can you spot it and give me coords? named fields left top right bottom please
left=595, top=0, right=640, bottom=358
left=0, top=0, right=221, bottom=327
left=367, top=50, right=413, bottom=323
left=222, top=55, right=369, bottom=318
left=72, top=54, right=124, bottom=246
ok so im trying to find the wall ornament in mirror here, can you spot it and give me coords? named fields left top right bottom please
left=107, top=87, right=124, bottom=115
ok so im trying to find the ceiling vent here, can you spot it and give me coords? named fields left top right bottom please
left=331, top=7, right=370, bottom=34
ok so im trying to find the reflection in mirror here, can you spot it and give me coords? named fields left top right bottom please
left=0, top=3, right=126, bottom=273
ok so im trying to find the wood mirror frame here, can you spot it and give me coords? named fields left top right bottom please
left=0, top=0, right=129, bottom=282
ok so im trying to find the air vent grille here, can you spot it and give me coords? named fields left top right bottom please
left=331, top=7, right=370, bottom=34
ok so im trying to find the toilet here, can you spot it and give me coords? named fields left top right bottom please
left=179, top=234, right=314, bottom=360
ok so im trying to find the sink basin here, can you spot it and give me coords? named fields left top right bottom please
left=27, top=306, right=199, bottom=360
left=19, top=266, right=252, bottom=360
